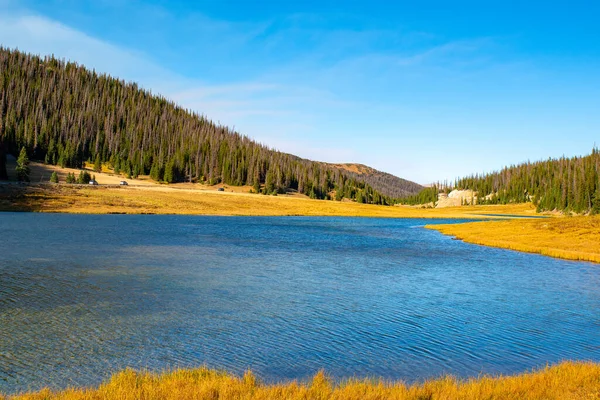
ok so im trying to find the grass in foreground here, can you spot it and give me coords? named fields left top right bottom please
left=0, top=184, right=537, bottom=218
left=4, top=361, right=600, bottom=400
left=428, top=215, right=600, bottom=263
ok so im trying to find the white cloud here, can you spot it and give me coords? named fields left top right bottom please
left=174, top=83, right=283, bottom=101
left=2, top=9, right=473, bottom=182
left=0, top=13, right=184, bottom=93
left=0, top=11, right=360, bottom=163
left=0, top=12, right=297, bottom=118
left=393, top=38, right=500, bottom=75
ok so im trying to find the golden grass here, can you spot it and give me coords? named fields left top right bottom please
left=7, top=183, right=598, bottom=264
left=428, top=215, right=600, bottom=263
left=0, top=184, right=537, bottom=218
left=4, top=361, right=600, bottom=400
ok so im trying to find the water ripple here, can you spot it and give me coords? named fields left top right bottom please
left=0, top=214, right=599, bottom=394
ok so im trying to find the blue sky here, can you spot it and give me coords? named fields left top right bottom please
left=1, top=0, right=599, bottom=184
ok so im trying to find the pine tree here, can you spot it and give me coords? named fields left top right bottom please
left=264, top=170, right=275, bottom=194
left=356, top=191, right=364, bottom=203
left=94, top=155, right=102, bottom=173
left=150, top=162, right=163, bottom=181
left=252, top=178, right=260, bottom=194
left=16, top=147, right=30, bottom=182
left=335, top=189, right=343, bottom=201
left=592, top=188, right=600, bottom=215
left=77, top=171, right=91, bottom=184
left=448, top=148, right=600, bottom=213
left=50, top=171, right=59, bottom=183
left=164, top=161, right=175, bottom=183
left=0, top=47, right=419, bottom=204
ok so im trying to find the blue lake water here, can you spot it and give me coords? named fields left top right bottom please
left=0, top=213, right=599, bottom=394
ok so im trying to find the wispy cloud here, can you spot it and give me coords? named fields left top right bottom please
left=0, top=12, right=292, bottom=116
left=0, top=13, right=183, bottom=93
left=396, top=38, right=491, bottom=67
left=174, top=83, right=283, bottom=101
left=0, top=9, right=360, bottom=162
left=0, top=4, right=558, bottom=184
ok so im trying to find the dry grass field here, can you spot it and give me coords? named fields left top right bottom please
left=0, top=157, right=542, bottom=218
left=428, top=215, right=600, bottom=263
left=2, top=168, right=599, bottom=398
left=6, top=159, right=600, bottom=264
left=1, top=157, right=539, bottom=218
left=0, top=183, right=537, bottom=218
left=5, top=156, right=257, bottom=191
left=4, top=361, right=600, bottom=400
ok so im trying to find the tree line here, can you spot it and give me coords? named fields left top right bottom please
left=327, top=163, right=423, bottom=199
left=394, top=150, right=600, bottom=214
left=454, top=148, right=600, bottom=213
left=397, top=185, right=441, bottom=206
left=0, top=48, right=421, bottom=204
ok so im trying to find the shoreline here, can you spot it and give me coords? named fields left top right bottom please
left=7, top=183, right=599, bottom=265
left=427, top=216, right=600, bottom=264
left=3, top=361, right=599, bottom=399
left=0, top=183, right=538, bottom=219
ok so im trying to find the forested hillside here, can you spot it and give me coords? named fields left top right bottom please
left=328, top=163, right=423, bottom=198
left=0, top=48, right=421, bottom=203
left=455, top=149, right=600, bottom=213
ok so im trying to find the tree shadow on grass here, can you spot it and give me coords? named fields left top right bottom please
left=0, top=184, right=52, bottom=212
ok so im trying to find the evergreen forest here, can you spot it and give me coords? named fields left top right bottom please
left=0, top=48, right=422, bottom=204
left=3, top=48, right=596, bottom=213
left=453, top=149, right=600, bottom=213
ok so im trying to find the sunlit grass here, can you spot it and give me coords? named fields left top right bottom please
left=7, top=184, right=598, bottom=264
left=4, top=361, right=600, bottom=400
left=428, top=215, right=600, bottom=263
left=0, top=184, right=537, bottom=218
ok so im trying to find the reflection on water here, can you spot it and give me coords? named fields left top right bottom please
left=0, top=214, right=599, bottom=394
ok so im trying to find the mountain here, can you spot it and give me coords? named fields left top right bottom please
left=455, top=149, right=600, bottom=213
left=327, top=163, right=423, bottom=198
left=0, top=47, right=421, bottom=204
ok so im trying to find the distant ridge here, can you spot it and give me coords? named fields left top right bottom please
left=0, top=47, right=422, bottom=204
left=328, top=163, right=423, bottom=198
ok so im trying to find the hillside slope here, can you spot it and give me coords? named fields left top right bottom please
left=455, top=149, right=600, bottom=213
left=329, top=163, right=423, bottom=198
left=0, top=48, right=421, bottom=204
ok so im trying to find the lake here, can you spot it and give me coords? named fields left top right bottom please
left=1, top=213, right=599, bottom=394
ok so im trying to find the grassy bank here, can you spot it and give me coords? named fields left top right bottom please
left=0, top=183, right=536, bottom=218
left=7, top=182, right=600, bottom=265
left=4, top=362, right=600, bottom=400
left=428, top=215, right=600, bottom=263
